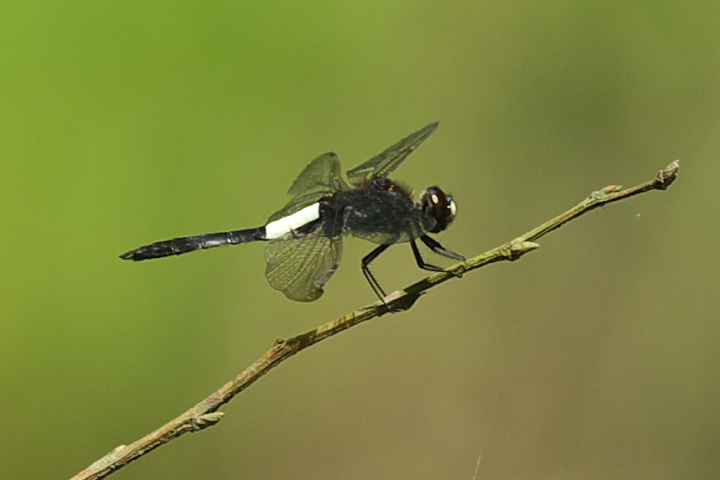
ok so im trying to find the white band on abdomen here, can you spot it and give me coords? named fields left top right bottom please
left=265, top=203, right=321, bottom=240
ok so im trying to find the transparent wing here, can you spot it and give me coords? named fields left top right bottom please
left=268, top=152, right=349, bottom=223
left=265, top=231, right=343, bottom=302
left=345, top=122, right=439, bottom=185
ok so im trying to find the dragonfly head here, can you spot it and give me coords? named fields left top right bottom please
left=421, top=186, right=457, bottom=233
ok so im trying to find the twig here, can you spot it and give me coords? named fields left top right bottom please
left=69, top=161, right=679, bottom=480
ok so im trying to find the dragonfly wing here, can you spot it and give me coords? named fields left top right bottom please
left=345, top=122, right=439, bottom=185
left=264, top=232, right=343, bottom=302
left=268, top=153, right=349, bottom=223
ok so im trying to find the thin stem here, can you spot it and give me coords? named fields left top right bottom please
left=69, top=160, right=679, bottom=480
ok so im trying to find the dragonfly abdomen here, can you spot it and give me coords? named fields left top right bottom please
left=119, top=227, right=266, bottom=261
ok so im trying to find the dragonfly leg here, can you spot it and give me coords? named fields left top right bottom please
left=419, top=235, right=465, bottom=261
left=410, top=240, right=444, bottom=272
left=361, top=244, right=391, bottom=300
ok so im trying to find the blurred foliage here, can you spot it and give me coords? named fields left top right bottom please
left=0, top=2, right=718, bottom=479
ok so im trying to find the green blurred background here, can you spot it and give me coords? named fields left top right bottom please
left=1, top=2, right=718, bottom=479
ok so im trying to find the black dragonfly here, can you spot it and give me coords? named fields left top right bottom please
left=120, top=122, right=464, bottom=302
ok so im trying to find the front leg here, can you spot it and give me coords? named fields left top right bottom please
left=410, top=240, right=444, bottom=272
left=419, top=235, right=465, bottom=261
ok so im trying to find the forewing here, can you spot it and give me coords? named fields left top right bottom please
left=268, top=153, right=349, bottom=223
left=265, top=232, right=343, bottom=302
left=345, top=122, right=439, bottom=185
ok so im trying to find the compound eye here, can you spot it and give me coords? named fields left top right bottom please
left=421, top=186, right=457, bottom=233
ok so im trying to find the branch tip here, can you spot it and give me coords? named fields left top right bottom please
left=657, top=160, right=679, bottom=189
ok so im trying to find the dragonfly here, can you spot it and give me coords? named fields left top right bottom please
left=120, top=122, right=464, bottom=301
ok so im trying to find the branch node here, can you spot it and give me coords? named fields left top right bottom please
left=504, top=241, right=540, bottom=260
left=600, top=184, right=623, bottom=194
left=191, top=412, right=225, bottom=431
left=384, top=290, right=421, bottom=312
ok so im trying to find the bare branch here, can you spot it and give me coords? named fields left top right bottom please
left=69, top=160, right=679, bottom=480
